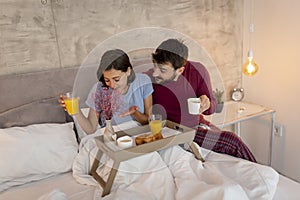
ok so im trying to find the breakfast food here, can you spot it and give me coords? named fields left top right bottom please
left=135, top=135, right=145, bottom=145
left=135, top=132, right=163, bottom=145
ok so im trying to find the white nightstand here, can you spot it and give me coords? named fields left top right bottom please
left=204, top=101, right=276, bottom=166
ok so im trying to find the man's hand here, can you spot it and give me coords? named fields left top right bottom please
left=199, top=95, right=210, bottom=113
left=119, top=106, right=139, bottom=117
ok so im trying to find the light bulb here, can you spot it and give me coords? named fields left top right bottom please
left=242, top=51, right=259, bottom=76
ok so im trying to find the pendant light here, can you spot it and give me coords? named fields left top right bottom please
left=243, top=0, right=259, bottom=76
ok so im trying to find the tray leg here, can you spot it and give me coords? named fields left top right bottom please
left=90, top=150, right=121, bottom=197
left=102, top=161, right=120, bottom=197
left=90, top=150, right=106, bottom=187
left=189, top=142, right=205, bottom=162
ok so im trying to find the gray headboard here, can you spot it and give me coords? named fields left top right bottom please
left=0, top=67, right=78, bottom=128
left=0, top=49, right=154, bottom=128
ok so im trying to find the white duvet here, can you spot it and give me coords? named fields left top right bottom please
left=72, top=122, right=279, bottom=200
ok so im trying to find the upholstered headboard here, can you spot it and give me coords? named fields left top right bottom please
left=0, top=49, right=154, bottom=128
left=0, top=67, right=79, bottom=128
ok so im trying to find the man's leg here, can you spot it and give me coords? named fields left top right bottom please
left=194, top=122, right=256, bottom=162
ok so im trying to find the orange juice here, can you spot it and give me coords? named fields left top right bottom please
left=64, top=97, right=79, bottom=115
left=149, top=120, right=162, bottom=134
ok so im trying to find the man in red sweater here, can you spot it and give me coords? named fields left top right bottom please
left=145, top=38, right=256, bottom=162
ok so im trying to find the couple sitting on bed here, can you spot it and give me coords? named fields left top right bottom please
left=60, top=38, right=256, bottom=162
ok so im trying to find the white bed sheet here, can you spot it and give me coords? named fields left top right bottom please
left=0, top=172, right=97, bottom=200
left=273, top=174, right=300, bottom=200
left=1, top=120, right=299, bottom=200
left=1, top=160, right=299, bottom=200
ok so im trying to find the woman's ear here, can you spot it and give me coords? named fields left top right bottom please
left=126, top=67, right=131, bottom=76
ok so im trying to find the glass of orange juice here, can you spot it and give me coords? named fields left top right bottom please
left=64, top=92, right=79, bottom=115
left=149, top=114, right=163, bottom=135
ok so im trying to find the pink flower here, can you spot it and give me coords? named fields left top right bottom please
left=95, top=84, right=122, bottom=120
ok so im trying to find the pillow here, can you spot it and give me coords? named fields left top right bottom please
left=0, top=122, right=78, bottom=192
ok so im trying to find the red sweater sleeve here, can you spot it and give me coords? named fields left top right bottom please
left=185, top=61, right=217, bottom=115
left=200, top=67, right=217, bottom=115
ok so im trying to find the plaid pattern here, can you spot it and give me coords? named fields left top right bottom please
left=194, top=117, right=257, bottom=162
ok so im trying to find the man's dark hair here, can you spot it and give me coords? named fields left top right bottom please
left=97, top=49, right=135, bottom=86
left=152, top=39, right=188, bottom=70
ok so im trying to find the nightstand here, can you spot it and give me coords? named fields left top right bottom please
left=204, top=101, right=276, bottom=166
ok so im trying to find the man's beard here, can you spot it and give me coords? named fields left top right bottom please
left=154, top=72, right=178, bottom=85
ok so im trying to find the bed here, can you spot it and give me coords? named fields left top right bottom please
left=1, top=68, right=300, bottom=200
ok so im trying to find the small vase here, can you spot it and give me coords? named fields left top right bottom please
left=216, top=103, right=224, bottom=113
left=103, top=119, right=115, bottom=142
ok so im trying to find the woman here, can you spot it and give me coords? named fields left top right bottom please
left=60, top=49, right=153, bottom=135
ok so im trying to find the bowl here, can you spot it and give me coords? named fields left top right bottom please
left=117, top=136, right=133, bottom=149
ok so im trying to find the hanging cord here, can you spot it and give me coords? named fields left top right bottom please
left=241, top=0, right=255, bottom=86
left=249, top=0, right=254, bottom=55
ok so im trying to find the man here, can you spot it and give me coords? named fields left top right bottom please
left=145, top=38, right=256, bottom=162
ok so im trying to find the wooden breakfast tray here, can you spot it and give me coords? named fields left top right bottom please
left=90, top=120, right=204, bottom=197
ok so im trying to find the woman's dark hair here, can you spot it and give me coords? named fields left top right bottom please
left=97, top=49, right=135, bottom=87
left=152, top=39, right=188, bottom=70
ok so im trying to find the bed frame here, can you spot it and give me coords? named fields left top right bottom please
left=1, top=67, right=300, bottom=200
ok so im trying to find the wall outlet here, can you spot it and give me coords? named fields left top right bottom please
left=274, top=124, right=283, bottom=137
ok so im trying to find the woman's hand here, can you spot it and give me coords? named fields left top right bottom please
left=58, top=94, right=67, bottom=111
left=119, top=106, right=139, bottom=117
left=119, top=95, right=152, bottom=125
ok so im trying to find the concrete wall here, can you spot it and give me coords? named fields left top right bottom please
left=242, top=0, right=300, bottom=182
left=0, top=0, right=243, bottom=99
